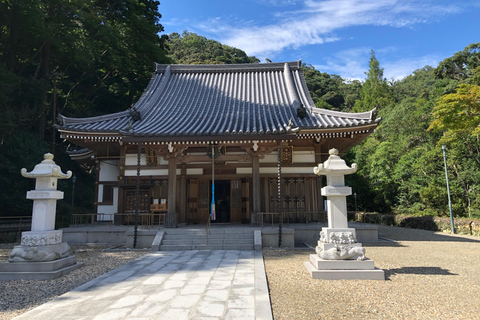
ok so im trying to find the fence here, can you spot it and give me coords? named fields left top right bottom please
left=0, top=216, right=32, bottom=243
left=258, top=211, right=328, bottom=227
left=70, top=213, right=165, bottom=229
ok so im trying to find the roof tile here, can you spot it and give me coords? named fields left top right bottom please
left=58, top=61, right=380, bottom=137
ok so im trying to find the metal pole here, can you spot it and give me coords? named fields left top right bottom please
left=51, top=71, right=57, bottom=154
left=354, top=192, right=357, bottom=212
left=442, top=145, right=455, bottom=234
left=211, top=143, right=215, bottom=224
left=354, top=192, right=358, bottom=221
left=277, top=142, right=283, bottom=247
left=71, top=175, right=76, bottom=225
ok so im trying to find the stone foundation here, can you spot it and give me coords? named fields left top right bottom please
left=8, top=242, right=71, bottom=262
left=0, top=256, right=81, bottom=280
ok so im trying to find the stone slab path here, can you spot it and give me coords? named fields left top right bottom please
left=13, top=250, right=272, bottom=320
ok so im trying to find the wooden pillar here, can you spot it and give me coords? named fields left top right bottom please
left=264, top=178, right=270, bottom=213
left=314, top=141, right=322, bottom=164
left=180, top=163, right=187, bottom=224
left=315, top=141, right=325, bottom=219
left=94, top=160, right=100, bottom=215
left=166, top=156, right=177, bottom=227
left=117, top=145, right=126, bottom=225
left=252, top=153, right=260, bottom=225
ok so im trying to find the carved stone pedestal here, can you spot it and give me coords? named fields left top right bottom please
left=9, top=242, right=71, bottom=262
left=0, top=255, right=81, bottom=280
left=304, top=256, right=385, bottom=280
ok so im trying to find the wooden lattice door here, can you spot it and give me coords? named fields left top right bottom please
left=231, top=179, right=242, bottom=223
left=188, top=179, right=198, bottom=224
left=241, top=178, right=250, bottom=224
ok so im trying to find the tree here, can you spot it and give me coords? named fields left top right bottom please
left=340, top=80, right=362, bottom=111
left=0, top=0, right=170, bottom=217
left=428, top=84, right=480, bottom=144
left=167, top=31, right=259, bottom=65
left=354, top=50, right=393, bottom=112
left=301, top=64, right=349, bottom=111
left=434, top=42, right=480, bottom=81
left=0, top=0, right=170, bottom=138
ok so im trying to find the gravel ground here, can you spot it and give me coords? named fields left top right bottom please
left=0, top=244, right=147, bottom=320
left=264, top=225, right=480, bottom=320
left=1, top=226, right=479, bottom=320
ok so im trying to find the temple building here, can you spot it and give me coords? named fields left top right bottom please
left=56, top=61, right=379, bottom=227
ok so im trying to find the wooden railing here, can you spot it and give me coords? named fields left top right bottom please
left=257, top=211, right=328, bottom=227
left=0, top=216, right=32, bottom=230
left=0, top=216, right=32, bottom=242
left=70, top=213, right=165, bottom=229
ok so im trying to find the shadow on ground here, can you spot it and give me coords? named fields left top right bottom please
left=384, top=266, right=457, bottom=280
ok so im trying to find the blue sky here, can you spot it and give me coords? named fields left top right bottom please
left=159, top=0, right=480, bottom=81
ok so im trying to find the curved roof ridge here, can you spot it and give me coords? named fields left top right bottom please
left=155, top=60, right=302, bottom=73
left=59, top=110, right=130, bottom=126
left=294, top=69, right=316, bottom=111
left=311, top=107, right=377, bottom=120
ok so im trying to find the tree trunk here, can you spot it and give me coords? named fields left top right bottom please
left=35, top=40, right=51, bottom=140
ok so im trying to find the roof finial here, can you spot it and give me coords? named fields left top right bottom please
left=130, top=107, right=141, bottom=122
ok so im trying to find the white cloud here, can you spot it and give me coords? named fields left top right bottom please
left=315, top=47, right=371, bottom=80
left=315, top=47, right=441, bottom=81
left=383, top=55, right=441, bottom=80
left=193, top=0, right=462, bottom=59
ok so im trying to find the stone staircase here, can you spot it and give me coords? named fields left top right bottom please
left=159, top=228, right=255, bottom=251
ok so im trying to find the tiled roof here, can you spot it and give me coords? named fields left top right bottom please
left=57, top=61, right=380, bottom=137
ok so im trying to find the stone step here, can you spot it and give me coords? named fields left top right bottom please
left=191, top=245, right=225, bottom=250
left=164, top=238, right=248, bottom=242
left=164, top=230, right=254, bottom=235
left=190, top=236, right=253, bottom=241
left=159, top=245, right=193, bottom=251
left=159, top=229, right=255, bottom=251
left=161, top=239, right=253, bottom=245
left=159, top=244, right=254, bottom=251
left=223, top=238, right=254, bottom=242
left=222, top=244, right=254, bottom=250
left=161, top=240, right=194, bottom=245
left=192, top=235, right=228, bottom=240
left=163, top=235, right=196, bottom=239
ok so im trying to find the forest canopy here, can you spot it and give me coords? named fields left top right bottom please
left=166, top=31, right=260, bottom=65
left=0, top=0, right=170, bottom=219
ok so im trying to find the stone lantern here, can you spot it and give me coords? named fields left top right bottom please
left=0, top=153, right=80, bottom=280
left=304, top=148, right=384, bottom=280
left=314, top=148, right=358, bottom=243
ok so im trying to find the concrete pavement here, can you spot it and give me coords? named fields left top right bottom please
left=13, top=250, right=273, bottom=320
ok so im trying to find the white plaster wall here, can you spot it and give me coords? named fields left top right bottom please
left=237, top=167, right=315, bottom=174
left=159, top=157, right=168, bottom=165
left=125, top=168, right=202, bottom=176
left=125, top=154, right=147, bottom=166
left=293, top=151, right=315, bottom=163
left=259, top=154, right=278, bottom=163
left=125, top=169, right=182, bottom=176
left=187, top=168, right=203, bottom=175
left=98, top=184, right=104, bottom=202
left=99, top=160, right=119, bottom=182
left=259, top=151, right=315, bottom=164
left=97, top=187, right=118, bottom=221
left=125, top=154, right=168, bottom=166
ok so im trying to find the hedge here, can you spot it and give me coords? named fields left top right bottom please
left=354, top=213, right=480, bottom=236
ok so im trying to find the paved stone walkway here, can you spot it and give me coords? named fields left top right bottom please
left=14, top=250, right=272, bottom=320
